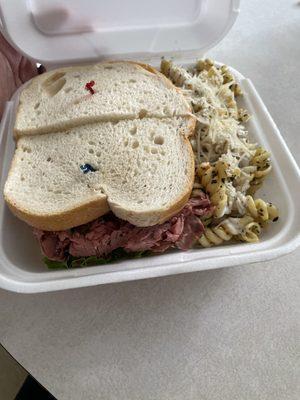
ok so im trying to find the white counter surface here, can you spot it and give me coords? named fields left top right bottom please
left=0, top=1, right=299, bottom=399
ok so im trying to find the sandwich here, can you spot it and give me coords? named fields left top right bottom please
left=4, top=61, right=213, bottom=268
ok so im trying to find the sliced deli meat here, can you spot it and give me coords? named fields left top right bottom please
left=34, top=194, right=214, bottom=261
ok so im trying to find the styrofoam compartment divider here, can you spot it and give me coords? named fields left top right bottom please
left=0, top=64, right=299, bottom=293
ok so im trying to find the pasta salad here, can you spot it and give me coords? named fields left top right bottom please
left=161, top=58, right=279, bottom=247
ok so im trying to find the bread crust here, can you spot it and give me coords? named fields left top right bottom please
left=5, top=195, right=110, bottom=231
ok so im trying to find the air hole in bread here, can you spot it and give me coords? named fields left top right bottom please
left=137, top=200, right=143, bottom=204
left=124, top=139, right=128, bottom=147
left=132, top=140, right=139, bottom=149
left=74, top=74, right=81, bottom=78
left=104, top=66, right=113, bottom=70
left=36, top=110, right=41, bottom=115
left=22, top=146, right=32, bottom=153
left=20, top=176, right=25, bottom=181
left=151, top=148, right=158, bottom=154
left=42, top=72, right=66, bottom=97
left=48, top=77, right=66, bottom=97
left=42, top=71, right=65, bottom=87
left=138, top=109, right=148, bottom=119
left=144, top=146, right=150, bottom=153
left=130, top=127, right=137, bottom=135
left=54, top=190, right=62, bottom=194
left=88, top=141, right=95, bottom=146
left=129, top=79, right=136, bottom=83
left=163, top=106, right=170, bottom=114
left=96, top=152, right=101, bottom=157
left=89, top=149, right=94, bottom=154
left=154, top=135, right=164, bottom=145
left=64, top=87, right=73, bottom=93
left=47, top=157, right=52, bottom=162
left=34, top=102, right=40, bottom=110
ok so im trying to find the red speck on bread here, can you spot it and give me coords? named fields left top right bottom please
left=85, top=80, right=95, bottom=94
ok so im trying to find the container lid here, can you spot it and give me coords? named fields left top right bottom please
left=0, top=0, right=239, bottom=65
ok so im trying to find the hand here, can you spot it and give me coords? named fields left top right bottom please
left=0, top=32, right=39, bottom=119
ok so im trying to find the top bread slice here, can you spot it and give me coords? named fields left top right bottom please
left=4, top=117, right=195, bottom=231
left=14, top=61, right=191, bottom=137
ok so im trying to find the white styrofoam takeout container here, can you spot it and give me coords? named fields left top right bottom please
left=0, top=0, right=299, bottom=293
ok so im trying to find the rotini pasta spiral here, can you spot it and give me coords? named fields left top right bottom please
left=198, top=160, right=242, bottom=218
left=220, top=65, right=234, bottom=84
left=197, top=161, right=228, bottom=218
left=198, top=226, right=232, bottom=247
left=248, top=147, right=272, bottom=194
left=238, top=220, right=261, bottom=243
left=238, top=108, right=251, bottom=122
left=160, top=59, right=190, bottom=87
left=196, top=58, right=214, bottom=72
left=198, top=216, right=261, bottom=247
left=245, top=196, right=279, bottom=223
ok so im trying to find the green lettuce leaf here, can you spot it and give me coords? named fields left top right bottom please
left=43, top=258, right=69, bottom=270
left=44, top=249, right=150, bottom=270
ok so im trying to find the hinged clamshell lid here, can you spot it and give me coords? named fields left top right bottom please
left=0, top=0, right=239, bottom=66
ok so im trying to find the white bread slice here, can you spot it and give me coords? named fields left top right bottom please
left=14, top=61, right=191, bottom=137
left=5, top=117, right=195, bottom=231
